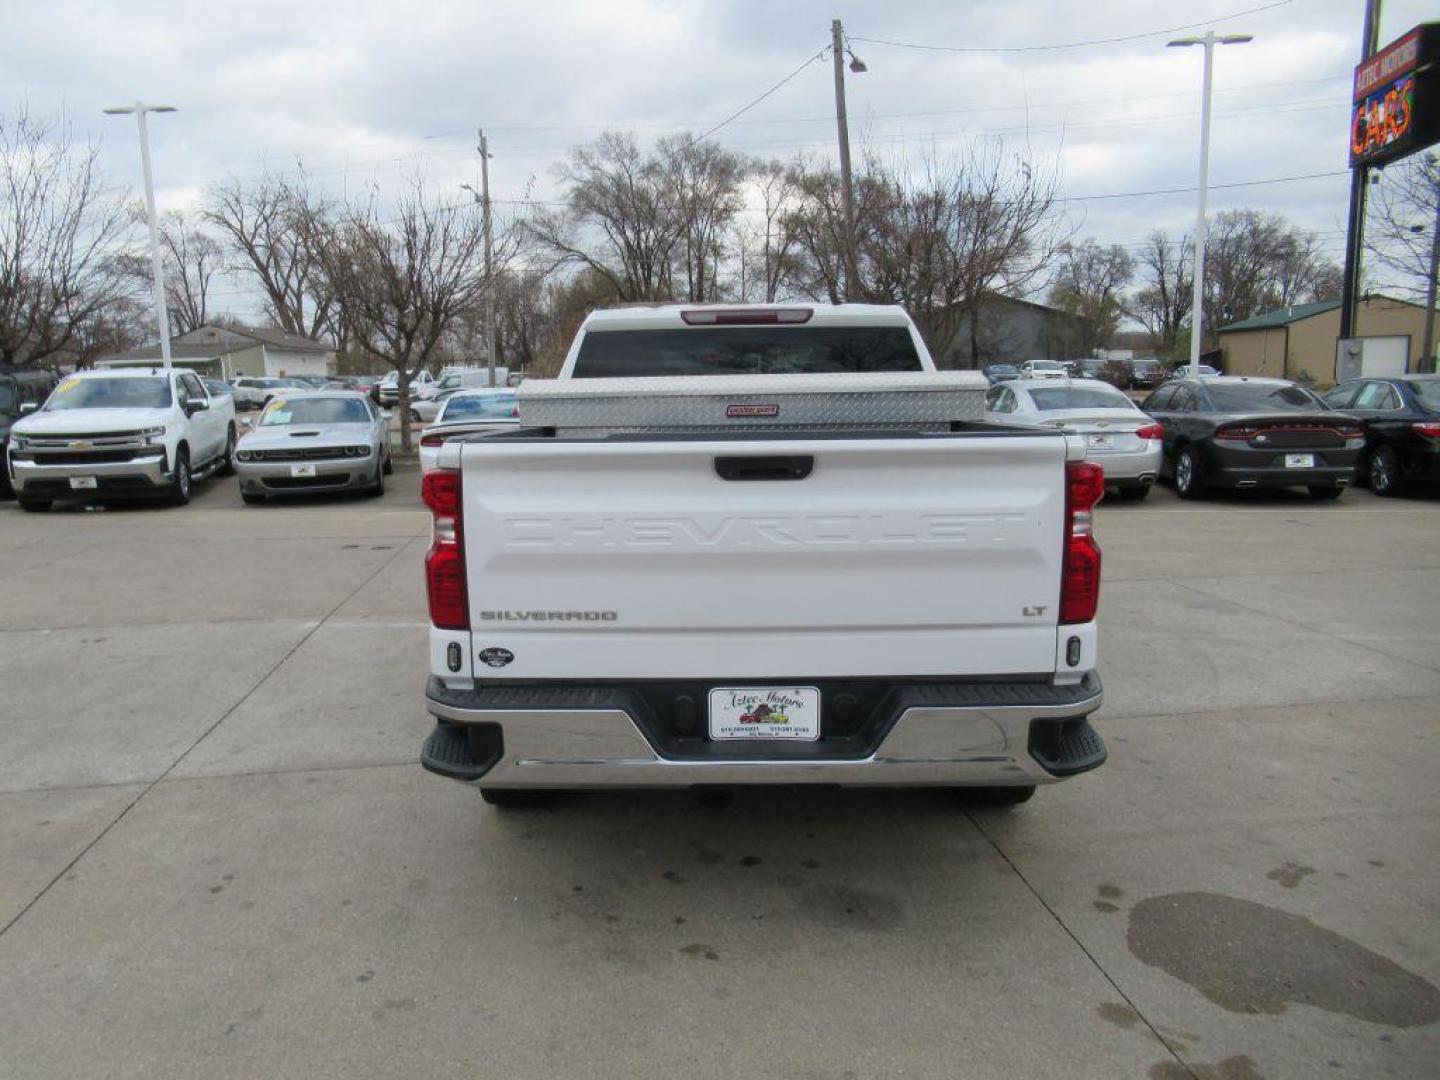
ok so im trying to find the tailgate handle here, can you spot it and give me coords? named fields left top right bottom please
left=714, top=455, right=814, bottom=481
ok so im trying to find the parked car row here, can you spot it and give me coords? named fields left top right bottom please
left=3, top=370, right=526, bottom=511
left=986, top=371, right=1440, bottom=502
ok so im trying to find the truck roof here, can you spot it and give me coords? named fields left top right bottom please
left=580, top=303, right=915, bottom=333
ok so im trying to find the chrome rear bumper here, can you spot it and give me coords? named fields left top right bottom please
left=422, top=675, right=1104, bottom=788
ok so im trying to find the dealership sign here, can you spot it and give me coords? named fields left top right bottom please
left=1350, top=23, right=1440, bottom=168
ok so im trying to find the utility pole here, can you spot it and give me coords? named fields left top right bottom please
left=831, top=19, right=859, bottom=301
left=1167, top=32, right=1252, bottom=370
left=103, top=102, right=177, bottom=368
left=1340, top=0, right=1383, bottom=342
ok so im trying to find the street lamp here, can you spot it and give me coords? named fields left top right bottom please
left=104, top=102, right=177, bottom=368
left=1168, top=32, right=1252, bottom=371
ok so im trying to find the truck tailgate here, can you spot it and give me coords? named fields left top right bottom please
left=460, top=433, right=1070, bottom=680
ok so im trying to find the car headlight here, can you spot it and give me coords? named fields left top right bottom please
left=140, top=425, right=167, bottom=445
left=9, top=434, right=28, bottom=451
left=236, top=450, right=253, bottom=462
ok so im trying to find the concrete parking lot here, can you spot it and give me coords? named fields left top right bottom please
left=1, top=470, right=1437, bottom=1080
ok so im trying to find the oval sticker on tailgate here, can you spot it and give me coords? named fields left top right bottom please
left=478, top=647, right=514, bottom=668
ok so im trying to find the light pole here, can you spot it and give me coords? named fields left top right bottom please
left=831, top=19, right=866, bottom=301
left=1167, top=32, right=1251, bottom=371
left=103, top=102, right=177, bottom=368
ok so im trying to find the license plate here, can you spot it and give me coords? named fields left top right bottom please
left=1087, top=434, right=1113, bottom=448
left=290, top=463, right=317, bottom=478
left=709, top=687, right=820, bottom=741
left=1285, top=454, right=1315, bottom=469
left=69, top=476, right=98, bottom=490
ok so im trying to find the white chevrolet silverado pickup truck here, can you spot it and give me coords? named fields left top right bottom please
left=6, top=366, right=237, bottom=510
left=419, top=304, right=1106, bottom=807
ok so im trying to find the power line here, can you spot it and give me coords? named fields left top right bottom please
left=850, top=0, right=1293, bottom=54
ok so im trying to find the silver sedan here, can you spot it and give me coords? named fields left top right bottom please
left=234, top=391, right=392, bottom=504
left=985, top=378, right=1164, bottom=499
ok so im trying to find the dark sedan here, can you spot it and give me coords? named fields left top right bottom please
left=983, top=363, right=1021, bottom=384
left=1142, top=376, right=1364, bottom=500
left=1323, top=375, right=1440, bottom=497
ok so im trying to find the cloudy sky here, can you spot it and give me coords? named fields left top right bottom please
left=4, top=0, right=1433, bottom=319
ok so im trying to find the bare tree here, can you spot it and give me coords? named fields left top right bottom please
left=1202, top=210, right=1340, bottom=347
left=746, top=159, right=802, bottom=302
left=526, top=132, right=684, bottom=302
left=1130, top=230, right=1191, bottom=359
left=0, top=106, right=136, bottom=367
left=659, top=136, right=746, bottom=302
left=306, top=178, right=505, bottom=450
left=204, top=174, right=334, bottom=339
left=786, top=142, right=1065, bottom=364
left=526, top=132, right=746, bottom=304
left=1046, top=240, right=1135, bottom=357
left=148, top=211, right=223, bottom=334
left=1366, top=154, right=1439, bottom=301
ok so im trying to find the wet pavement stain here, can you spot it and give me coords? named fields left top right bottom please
left=661, top=870, right=687, bottom=884
left=738, top=855, right=762, bottom=867
left=1094, top=901, right=1121, bottom=914
left=1148, top=1055, right=1263, bottom=1080
left=1097, top=1001, right=1141, bottom=1029
left=798, top=885, right=903, bottom=931
left=680, top=943, right=719, bottom=961
left=1098, top=884, right=1124, bottom=900
left=1265, top=862, right=1316, bottom=889
left=1128, top=892, right=1440, bottom=1026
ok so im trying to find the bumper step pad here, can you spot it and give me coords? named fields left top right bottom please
left=1027, top=717, right=1107, bottom=777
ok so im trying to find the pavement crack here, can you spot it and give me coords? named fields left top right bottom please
left=0, top=539, right=416, bottom=943
left=964, top=808, right=1200, bottom=1080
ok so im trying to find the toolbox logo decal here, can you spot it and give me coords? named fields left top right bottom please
left=726, top=403, right=779, bottom=418
left=478, top=647, right=515, bottom=668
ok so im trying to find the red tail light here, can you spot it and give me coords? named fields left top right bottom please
left=1215, top=425, right=1257, bottom=441
left=420, top=432, right=445, bottom=447
left=423, top=470, right=468, bottom=630
left=1334, top=425, right=1365, bottom=439
left=1061, top=461, right=1104, bottom=625
left=1414, top=422, right=1440, bottom=438
left=1134, top=423, right=1164, bottom=440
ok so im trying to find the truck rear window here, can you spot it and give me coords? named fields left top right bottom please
left=571, top=327, right=924, bottom=378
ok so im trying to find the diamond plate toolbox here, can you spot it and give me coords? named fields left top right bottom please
left=516, top=372, right=988, bottom=434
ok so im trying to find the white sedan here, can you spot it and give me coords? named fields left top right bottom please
left=418, top=389, right=520, bottom=473
left=984, top=378, right=1163, bottom=500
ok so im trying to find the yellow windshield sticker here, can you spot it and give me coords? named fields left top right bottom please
left=57, top=377, right=80, bottom=393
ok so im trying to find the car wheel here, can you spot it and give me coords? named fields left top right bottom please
left=241, top=491, right=266, bottom=505
left=1308, top=485, right=1345, bottom=500
left=410, top=409, right=422, bottom=423
left=217, top=425, right=237, bottom=476
left=169, top=448, right=192, bottom=506
left=1173, top=448, right=1203, bottom=499
left=1368, top=445, right=1400, bottom=497
left=382, top=449, right=393, bottom=476
left=368, top=459, right=385, bottom=497
left=18, top=497, right=52, bottom=512
left=966, top=785, right=1036, bottom=807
